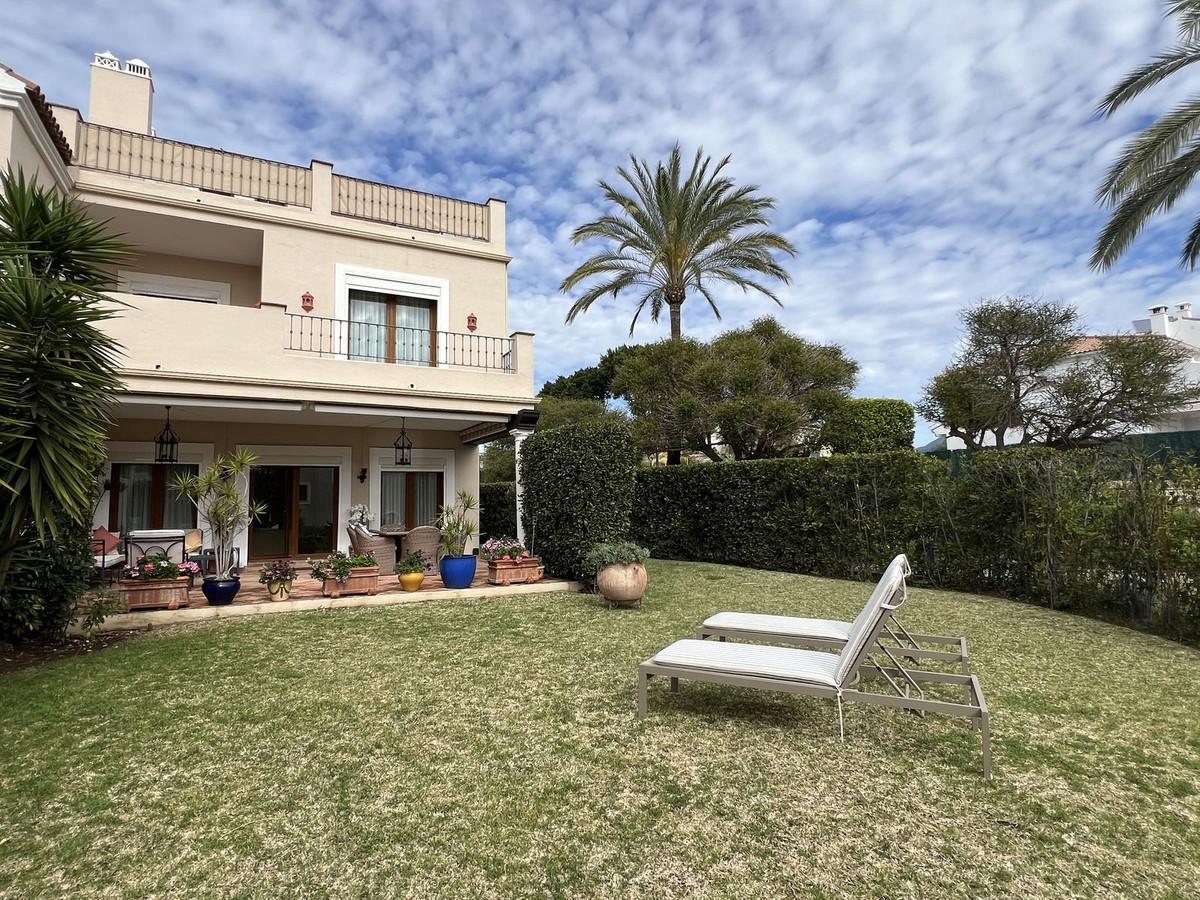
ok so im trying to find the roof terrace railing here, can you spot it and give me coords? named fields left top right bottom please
left=332, top=174, right=490, bottom=241
left=75, top=122, right=312, bottom=207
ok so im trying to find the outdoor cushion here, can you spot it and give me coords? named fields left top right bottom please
left=93, top=553, right=125, bottom=569
left=703, top=611, right=852, bottom=642
left=652, top=639, right=842, bottom=688
left=92, top=526, right=119, bottom=555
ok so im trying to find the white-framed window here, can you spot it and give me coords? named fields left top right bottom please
left=335, top=265, right=449, bottom=365
left=118, top=270, right=232, bottom=304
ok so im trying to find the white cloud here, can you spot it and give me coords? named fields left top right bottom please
left=4, top=0, right=1198, bottom=441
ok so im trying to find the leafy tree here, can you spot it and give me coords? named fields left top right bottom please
left=0, top=169, right=128, bottom=587
left=1092, top=1, right=1200, bottom=270
left=539, top=345, right=639, bottom=402
left=918, top=295, right=1200, bottom=449
left=560, top=145, right=796, bottom=340
left=613, top=317, right=857, bottom=460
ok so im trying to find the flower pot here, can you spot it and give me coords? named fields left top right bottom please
left=596, top=562, right=647, bottom=606
left=267, top=580, right=294, bottom=601
left=322, top=565, right=380, bottom=598
left=119, top=576, right=191, bottom=612
left=398, top=572, right=425, bottom=592
left=486, top=557, right=544, bottom=586
left=439, top=555, right=478, bottom=589
left=201, top=576, right=241, bottom=606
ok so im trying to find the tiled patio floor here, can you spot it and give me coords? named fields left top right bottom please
left=87, top=570, right=584, bottom=633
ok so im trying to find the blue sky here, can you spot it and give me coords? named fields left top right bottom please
left=3, top=0, right=1198, bottom=442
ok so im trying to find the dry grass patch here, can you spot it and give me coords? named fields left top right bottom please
left=1, top=560, right=1198, bottom=898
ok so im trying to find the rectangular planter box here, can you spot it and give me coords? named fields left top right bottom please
left=322, top=566, right=380, bottom=598
left=119, top=576, right=191, bottom=612
left=486, top=558, right=545, bottom=586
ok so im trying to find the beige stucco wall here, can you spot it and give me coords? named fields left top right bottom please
left=88, top=64, right=152, bottom=134
left=72, top=170, right=511, bottom=337
left=0, top=106, right=61, bottom=188
left=110, top=252, right=263, bottom=307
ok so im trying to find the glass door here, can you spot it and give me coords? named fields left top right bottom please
left=348, top=289, right=435, bottom=365
left=249, top=465, right=339, bottom=559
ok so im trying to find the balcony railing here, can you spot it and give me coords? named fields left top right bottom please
left=76, top=122, right=312, bottom=207
left=332, top=174, right=490, bottom=241
left=285, top=314, right=513, bottom=372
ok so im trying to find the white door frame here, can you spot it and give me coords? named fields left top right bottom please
left=97, top=441, right=215, bottom=535
left=236, top=444, right=353, bottom=562
left=367, top=447, right=455, bottom=528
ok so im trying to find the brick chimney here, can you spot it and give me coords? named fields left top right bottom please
left=88, top=52, right=153, bottom=134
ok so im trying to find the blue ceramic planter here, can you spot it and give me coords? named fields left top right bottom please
left=201, top=576, right=241, bottom=606
left=439, top=555, right=477, bottom=589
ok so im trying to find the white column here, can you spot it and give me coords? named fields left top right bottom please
left=513, top=430, right=532, bottom=546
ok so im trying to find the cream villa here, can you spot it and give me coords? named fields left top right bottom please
left=1, top=53, right=537, bottom=566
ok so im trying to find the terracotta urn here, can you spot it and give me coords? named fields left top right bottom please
left=595, top=562, right=647, bottom=606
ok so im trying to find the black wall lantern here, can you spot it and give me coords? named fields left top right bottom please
left=154, top=405, right=179, bottom=464
left=394, top=417, right=412, bottom=466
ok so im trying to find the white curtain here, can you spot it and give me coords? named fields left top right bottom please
left=380, top=472, right=406, bottom=527
left=413, top=473, right=439, bottom=526
left=349, top=291, right=388, bottom=361
left=116, top=464, right=152, bottom=534
left=395, top=298, right=432, bottom=366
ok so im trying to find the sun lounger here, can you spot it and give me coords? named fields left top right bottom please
left=696, top=557, right=969, bottom=673
left=637, top=555, right=991, bottom=778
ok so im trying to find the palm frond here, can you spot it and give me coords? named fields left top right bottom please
left=1097, top=96, right=1200, bottom=203
left=1097, top=44, right=1200, bottom=116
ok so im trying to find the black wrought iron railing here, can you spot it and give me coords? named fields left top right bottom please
left=285, top=314, right=514, bottom=372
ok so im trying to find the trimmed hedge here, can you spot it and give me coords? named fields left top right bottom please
left=635, top=451, right=940, bottom=583
left=480, top=481, right=517, bottom=540
left=819, top=398, right=915, bottom=454
left=633, top=448, right=1200, bottom=640
left=0, top=514, right=93, bottom=643
left=520, top=421, right=639, bottom=579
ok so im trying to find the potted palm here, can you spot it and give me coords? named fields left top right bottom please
left=171, top=450, right=263, bottom=606
left=437, top=490, right=478, bottom=589
left=583, top=542, right=650, bottom=607
left=395, top=551, right=428, bottom=592
left=258, top=559, right=298, bottom=600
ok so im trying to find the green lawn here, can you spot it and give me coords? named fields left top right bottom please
left=1, top=560, right=1198, bottom=898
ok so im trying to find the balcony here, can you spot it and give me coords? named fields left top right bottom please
left=285, top=313, right=513, bottom=372
left=99, top=294, right=535, bottom=409
left=73, top=122, right=494, bottom=242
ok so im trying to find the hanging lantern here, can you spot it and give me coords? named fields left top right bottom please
left=393, top=417, right=412, bottom=466
left=154, top=406, right=179, bottom=464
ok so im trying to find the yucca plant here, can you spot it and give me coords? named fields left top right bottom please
left=560, top=145, right=796, bottom=339
left=1092, top=1, right=1200, bottom=270
left=0, top=168, right=128, bottom=587
left=170, top=450, right=264, bottom=580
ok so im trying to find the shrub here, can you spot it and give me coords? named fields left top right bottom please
left=0, top=514, right=93, bottom=643
left=520, top=421, right=639, bottom=579
left=819, top=398, right=915, bottom=454
left=581, top=541, right=649, bottom=578
left=634, top=451, right=941, bottom=583
left=480, top=481, right=517, bottom=540
left=633, top=446, right=1200, bottom=641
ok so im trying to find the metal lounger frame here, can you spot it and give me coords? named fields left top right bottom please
left=636, top=655, right=991, bottom=779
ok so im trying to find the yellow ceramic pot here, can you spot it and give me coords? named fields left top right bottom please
left=398, top=572, right=425, bottom=593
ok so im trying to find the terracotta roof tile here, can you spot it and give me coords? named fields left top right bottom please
left=0, top=63, right=71, bottom=166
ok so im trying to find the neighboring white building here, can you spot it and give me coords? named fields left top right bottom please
left=922, top=303, right=1200, bottom=452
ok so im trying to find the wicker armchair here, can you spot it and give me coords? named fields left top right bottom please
left=400, top=526, right=441, bottom=573
left=346, top=526, right=396, bottom=574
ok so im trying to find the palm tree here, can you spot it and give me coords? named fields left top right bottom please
left=0, top=168, right=128, bottom=586
left=1092, top=1, right=1200, bottom=271
left=560, top=145, right=796, bottom=339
